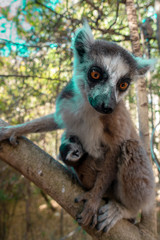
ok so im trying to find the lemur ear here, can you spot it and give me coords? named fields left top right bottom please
left=135, top=57, right=156, bottom=76
left=73, top=21, right=94, bottom=58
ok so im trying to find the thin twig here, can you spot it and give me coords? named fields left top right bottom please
left=0, top=74, right=67, bottom=82
left=107, top=0, right=120, bottom=31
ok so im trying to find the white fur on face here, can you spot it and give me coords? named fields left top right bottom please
left=102, top=54, right=130, bottom=86
left=87, top=55, right=130, bottom=104
left=89, top=83, right=110, bottom=99
left=102, top=55, right=130, bottom=103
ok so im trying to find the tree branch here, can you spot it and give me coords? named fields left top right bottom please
left=0, top=74, right=66, bottom=82
left=107, top=0, right=120, bottom=31
left=0, top=119, right=157, bottom=240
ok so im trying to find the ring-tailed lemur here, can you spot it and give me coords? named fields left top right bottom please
left=0, top=22, right=155, bottom=233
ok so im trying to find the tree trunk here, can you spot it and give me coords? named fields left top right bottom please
left=125, top=0, right=157, bottom=236
left=125, top=0, right=151, bottom=157
left=0, top=119, right=157, bottom=240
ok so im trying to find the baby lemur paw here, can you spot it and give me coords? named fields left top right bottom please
left=96, top=201, right=122, bottom=233
left=59, top=135, right=85, bottom=166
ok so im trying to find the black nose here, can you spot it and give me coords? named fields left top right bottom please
left=101, top=103, right=113, bottom=114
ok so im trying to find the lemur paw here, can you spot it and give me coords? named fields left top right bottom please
left=59, top=136, right=85, bottom=166
left=0, top=126, right=18, bottom=146
left=96, top=201, right=122, bottom=233
left=75, top=192, right=100, bottom=227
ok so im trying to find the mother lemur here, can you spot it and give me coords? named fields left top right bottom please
left=0, top=22, right=155, bottom=233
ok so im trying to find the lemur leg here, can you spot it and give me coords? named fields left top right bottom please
left=75, top=149, right=118, bottom=228
left=0, top=114, right=59, bottom=145
left=96, top=139, right=155, bottom=233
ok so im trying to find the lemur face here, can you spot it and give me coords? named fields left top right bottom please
left=73, top=22, right=155, bottom=114
left=85, top=50, right=134, bottom=114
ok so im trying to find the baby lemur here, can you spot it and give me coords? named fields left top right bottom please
left=0, top=22, right=155, bottom=233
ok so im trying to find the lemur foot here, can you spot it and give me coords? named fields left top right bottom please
left=59, top=136, right=85, bottom=166
left=75, top=192, right=100, bottom=227
left=96, top=201, right=122, bottom=233
left=0, top=126, right=18, bottom=146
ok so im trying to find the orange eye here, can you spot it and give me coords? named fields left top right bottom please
left=91, top=70, right=101, bottom=80
left=119, top=82, right=128, bottom=91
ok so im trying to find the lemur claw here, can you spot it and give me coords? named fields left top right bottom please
left=90, top=214, right=98, bottom=228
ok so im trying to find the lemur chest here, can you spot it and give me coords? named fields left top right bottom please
left=63, top=107, right=106, bottom=158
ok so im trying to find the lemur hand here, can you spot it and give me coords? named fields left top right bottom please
left=0, top=126, right=18, bottom=146
left=75, top=191, right=100, bottom=227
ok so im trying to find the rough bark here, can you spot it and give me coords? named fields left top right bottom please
left=0, top=119, right=157, bottom=240
left=125, top=0, right=151, bottom=158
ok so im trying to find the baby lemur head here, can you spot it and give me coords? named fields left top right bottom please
left=72, top=22, right=155, bottom=114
